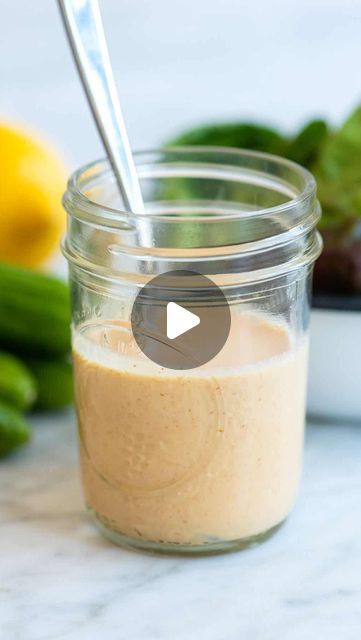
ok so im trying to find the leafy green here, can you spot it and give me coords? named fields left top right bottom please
left=166, top=107, right=361, bottom=238
left=286, top=119, right=329, bottom=168
left=312, top=106, right=361, bottom=231
left=166, top=123, right=288, bottom=206
left=171, top=122, right=287, bottom=155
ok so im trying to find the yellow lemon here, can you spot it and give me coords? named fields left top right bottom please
left=0, top=123, right=68, bottom=268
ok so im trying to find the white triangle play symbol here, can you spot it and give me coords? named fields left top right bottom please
left=166, top=302, right=200, bottom=340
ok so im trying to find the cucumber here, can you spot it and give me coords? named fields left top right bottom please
left=0, top=351, right=37, bottom=411
left=0, top=400, right=31, bottom=457
left=26, top=357, right=73, bottom=411
left=0, top=262, right=71, bottom=356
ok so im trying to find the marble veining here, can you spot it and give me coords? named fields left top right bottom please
left=1, top=413, right=361, bottom=640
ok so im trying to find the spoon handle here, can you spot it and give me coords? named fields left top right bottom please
left=58, top=0, right=144, bottom=214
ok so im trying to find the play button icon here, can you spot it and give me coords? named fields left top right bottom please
left=131, top=270, right=231, bottom=370
left=166, top=302, right=200, bottom=340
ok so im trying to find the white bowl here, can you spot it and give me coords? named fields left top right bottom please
left=308, top=307, right=361, bottom=421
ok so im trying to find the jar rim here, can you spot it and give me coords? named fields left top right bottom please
left=64, top=145, right=317, bottom=226
left=62, top=146, right=322, bottom=286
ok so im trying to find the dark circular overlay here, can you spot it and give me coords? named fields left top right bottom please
left=131, top=270, right=231, bottom=370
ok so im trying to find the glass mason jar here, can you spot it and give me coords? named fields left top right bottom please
left=62, top=147, right=322, bottom=555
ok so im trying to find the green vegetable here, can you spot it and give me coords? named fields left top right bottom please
left=166, top=120, right=325, bottom=207
left=0, top=351, right=37, bottom=411
left=171, top=122, right=287, bottom=155
left=286, top=119, right=329, bottom=168
left=166, top=106, right=361, bottom=293
left=313, top=106, right=361, bottom=231
left=167, top=109, right=361, bottom=235
left=26, top=358, right=73, bottom=411
left=164, top=123, right=289, bottom=212
left=0, top=400, right=31, bottom=457
left=0, top=262, right=71, bottom=357
left=170, top=119, right=329, bottom=170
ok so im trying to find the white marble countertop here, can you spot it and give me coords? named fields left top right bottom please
left=1, top=413, right=361, bottom=639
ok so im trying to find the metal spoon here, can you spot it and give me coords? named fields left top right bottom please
left=57, top=0, right=145, bottom=214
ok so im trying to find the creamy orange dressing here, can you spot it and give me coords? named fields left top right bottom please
left=73, top=313, right=308, bottom=545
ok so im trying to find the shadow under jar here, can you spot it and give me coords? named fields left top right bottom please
left=62, top=147, right=322, bottom=555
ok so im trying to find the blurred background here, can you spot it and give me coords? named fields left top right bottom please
left=2, top=0, right=361, bottom=165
